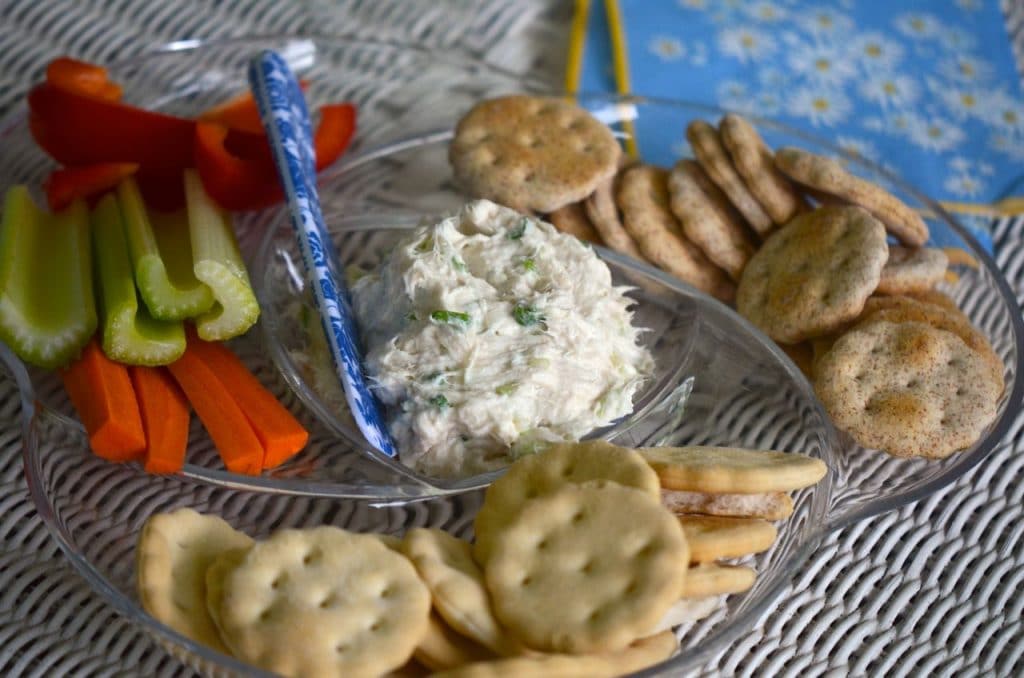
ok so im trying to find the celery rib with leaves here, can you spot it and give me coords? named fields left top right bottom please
left=0, top=187, right=96, bottom=368
left=92, top=194, right=184, bottom=366
left=184, top=170, right=260, bottom=341
left=118, top=177, right=214, bottom=321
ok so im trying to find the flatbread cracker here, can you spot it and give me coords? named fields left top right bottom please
left=814, top=319, right=1002, bottom=458
left=639, top=445, right=827, bottom=493
left=617, top=164, right=735, bottom=302
left=775, top=147, right=929, bottom=246
left=486, top=483, right=687, bottom=654
left=414, top=612, right=496, bottom=672
left=667, top=159, right=756, bottom=280
left=687, top=120, right=773, bottom=235
left=450, top=95, right=620, bottom=213
left=877, top=246, right=948, bottom=295
left=584, top=175, right=646, bottom=261
left=205, top=546, right=251, bottom=655
left=136, top=509, right=253, bottom=654
left=719, top=113, right=804, bottom=225
left=681, top=564, right=756, bottom=598
left=737, top=205, right=889, bottom=343
left=677, top=516, right=778, bottom=563
left=548, top=202, right=601, bottom=245
left=661, top=490, right=794, bottom=520
left=648, top=596, right=720, bottom=632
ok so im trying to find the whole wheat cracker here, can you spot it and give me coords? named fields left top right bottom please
left=584, top=175, right=646, bottom=261
left=719, top=113, right=805, bottom=225
left=877, top=246, right=948, bottom=295
left=814, top=319, right=1002, bottom=458
left=667, top=159, right=757, bottom=280
left=450, top=95, right=620, bottom=213
left=736, top=205, right=889, bottom=343
left=775, top=147, right=929, bottom=246
left=616, top=164, right=736, bottom=302
left=548, top=202, right=602, bottom=245
left=687, top=120, right=773, bottom=235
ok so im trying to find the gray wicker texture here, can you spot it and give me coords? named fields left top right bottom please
left=0, top=1, right=1023, bottom=676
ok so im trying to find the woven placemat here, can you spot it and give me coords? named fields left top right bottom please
left=0, top=1, right=1022, bottom=676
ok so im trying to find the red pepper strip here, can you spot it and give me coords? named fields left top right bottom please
left=200, top=80, right=309, bottom=134
left=43, top=162, right=139, bottom=211
left=194, top=121, right=283, bottom=212
left=136, top=168, right=187, bottom=212
left=313, top=103, right=357, bottom=171
left=45, top=57, right=122, bottom=101
left=28, top=83, right=195, bottom=170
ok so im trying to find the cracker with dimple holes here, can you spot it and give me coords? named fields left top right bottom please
left=668, top=159, right=756, bottom=280
left=549, top=202, right=602, bottom=245
left=681, top=564, right=756, bottom=598
left=136, top=508, right=253, bottom=654
left=403, top=528, right=519, bottom=656
left=719, top=113, right=805, bottom=225
left=486, top=483, right=688, bottom=654
left=584, top=175, right=646, bottom=261
left=414, top=612, right=496, bottom=672
left=737, top=205, right=889, bottom=343
left=860, top=295, right=1003, bottom=387
left=217, top=526, right=431, bottom=678
left=687, top=120, right=774, bottom=236
left=639, top=445, right=827, bottom=493
left=472, top=440, right=660, bottom=565
left=774, top=147, right=930, bottom=246
left=432, top=630, right=678, bottom=678
left=649, top=596, right=720, bottom=633
left=205, top=547, right=250, bottom=655
left=678, top=515, right=778, bottom=563
left=616, top=164, right=736, bottom=302
left=877, top=247, right=948, bottom=295
left=814, top=320, right=1002, bottom=458
left=661, top=490, right=794, bottom=520
left=449, top=95, right=621, bottom=214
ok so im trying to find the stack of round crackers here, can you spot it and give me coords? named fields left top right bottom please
left=450, top=95, right=1004, bottom=461
left=137, top=441, right=828, bottom=677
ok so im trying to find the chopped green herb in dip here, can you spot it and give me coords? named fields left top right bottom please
left=351, top=200, right=653, bottom=479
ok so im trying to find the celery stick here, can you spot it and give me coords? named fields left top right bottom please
left=183, top=170, right=260, bottom=341
left=92, top=194, right=185, bottom=366
left=118, top=177, right=215, bottom=320
left=0, top=187, right=96, bottom=368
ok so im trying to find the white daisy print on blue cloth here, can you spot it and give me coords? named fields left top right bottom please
left=980, top=90, right=1024, bottom=134
left=649, top=36, right=685, bottom=62
left=894, top=12, right=944, bottom=39
left=788, top=86, right=852, bottom=126
left=743, top=2, right=788, bottom=23
left=835, top=136, right=881, bottom=163
left=859, top=73, right=921, bottom=108
left=929, top=79, right=986, bottom=121
left=904, top=114, right=966, bottom=153
left=795, top=9, right=854, bottom=37
left=786, top=41, right=858, bottom=85
left=717, top=26, right=777, bottom=63
left=955, top=0, right=983, bottom=11
left=850, top=32, right=905, bottom=70
left=938, top=55, right=996, bottom=83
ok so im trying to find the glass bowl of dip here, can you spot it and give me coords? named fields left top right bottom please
left=5, top=35, right=1022, bottom=677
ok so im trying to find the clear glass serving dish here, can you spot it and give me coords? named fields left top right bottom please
left=2, top=35, right=1022, bottom=676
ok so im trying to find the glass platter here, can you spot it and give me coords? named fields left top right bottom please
left=0, top=35, right=1020, bottom=676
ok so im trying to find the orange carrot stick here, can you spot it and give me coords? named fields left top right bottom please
left=187, top=333, right=308, bottom=469
left=130, top=366, right=190, bottom=474
left=61, top=339, right=146, bottom=461
left=167, top=343, right=263, bottom=475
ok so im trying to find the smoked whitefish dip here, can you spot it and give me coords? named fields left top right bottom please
left=351, top=200, right=653, bottom=478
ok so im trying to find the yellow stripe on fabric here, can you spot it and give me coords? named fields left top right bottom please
left=604, top=0, right=639, bottom=159
left=566, top=0, right=590, bottom=95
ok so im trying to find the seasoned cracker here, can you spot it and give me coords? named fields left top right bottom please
left=432, top=630, right=678, bottom=678
left=719, top=113, right=804, bottom=225
left=205, top=547, right=250, bottom=654
left=667, top=159, right=756, bottom=280
left=616, top=164, right=736, bottom=302
left=903, top=288, right=961, bottom=312
left=687, top=120, right=773, bottom=235
left=584, top=175, right=646, bottom=261
left=680, top=564, right=756, bottom=599
left=677, top=515, right=778, bottom=563
left=877, top=246, right=948, bottom=295
left=639, top=445, right=827, bottom=493
left=486, top=483, right=687, bottom=654
left=548, top=202, right=602, bottom=245
left=780, top=341, right=815, bottom=379
left=661, top=490, right=794, bottom=520
left=736, top=205, right=889, bottom=343
left=649, top=596, right=720, bottom=632
left=218, top=526, right=431, bottom=678
left=414, top=612, right=495, bottom=672
left=450, top=95, right=620, bottom=213
left=136, top=509, right=253, bottom=654
left=775, top=147, right=929, bottom=246
left=473, top=440, right=660, bottom=565
left=403, top=528, right=518, bottom=656
left=814, top=320, right=1002, bottom=458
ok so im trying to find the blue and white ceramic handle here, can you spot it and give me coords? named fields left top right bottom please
left=248, top=50, right=397, bottom=457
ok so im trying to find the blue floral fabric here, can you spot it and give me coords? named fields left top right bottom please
left=580, top=0, right=1024, bottom=248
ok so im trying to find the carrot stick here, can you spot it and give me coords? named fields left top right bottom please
left=61, top=338, right=146, bottom=461
left=167, top=343, right=263, bottom=475
left=187, top=332, right=308, bottom=469
left=130, top=366, right=190, bottom=474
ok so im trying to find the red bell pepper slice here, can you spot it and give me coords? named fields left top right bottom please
left=314, top=103, right=357, bottom=172
left=28, top=83, right=195, bottom=170
left=45, top=57, right=122, bottom=101
left=194, top=121, right=283, bottom=212
left=200, top=80, right=309, bottom=135
left=43, top=162, right=139, bottom=211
